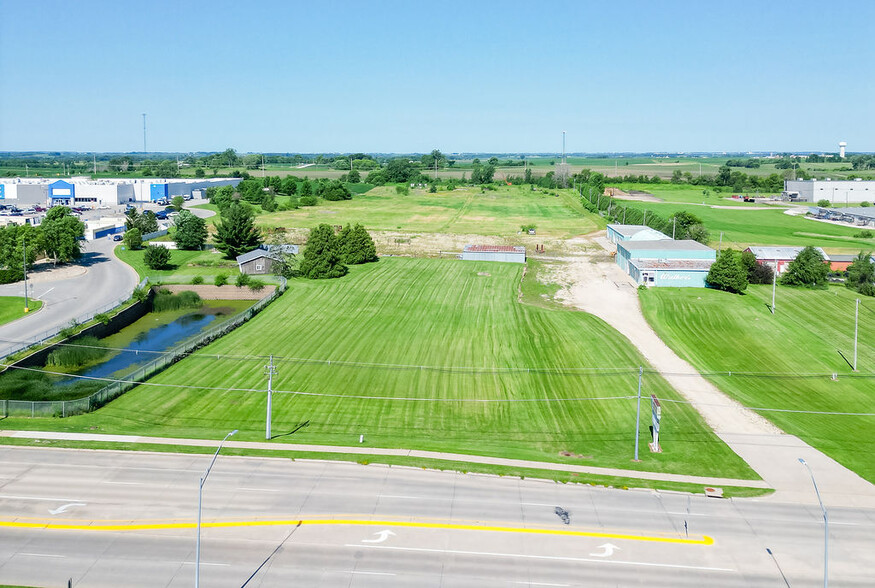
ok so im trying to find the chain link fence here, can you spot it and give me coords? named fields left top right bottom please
left=2, top=277, right=286, bottom=418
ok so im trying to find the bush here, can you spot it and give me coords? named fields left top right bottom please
left=248, top=278, right=265, bottom=292
left=816, top=199, right=831, bottom=208
left=123, top=228, right=143, bottom=250
left=214, top=273, right=229, bottom=287
left=395, top=185, right=409, bottom=196
left=298, top=195, right=318, bottom=207
left=854, top=229, right=873, bottom=239
left=143, top=245, right=171, bottom=270
left=94, top=312, right=111, bottom=326
left=132, top=287, right=149, bottom=303
left=780, top=246, right=829, bottom=288
left=58, top=319, right=80, bottom=339
left=706, top=249, right=748, bottom=293
left=235, top=272, right=251, bottom=287
left=46, top=336, right=108, bottom=367
left=190, top=275, right=204, bottom=285
left=861, top=201, right=871, bottom=207
left=152, top=290, right=202, bottom=312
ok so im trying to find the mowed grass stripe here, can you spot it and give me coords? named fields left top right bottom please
left=640, top=285, right=875, bottom=482
left=35, top=258, right=755, bottom=479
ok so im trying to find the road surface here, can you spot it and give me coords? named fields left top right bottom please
left=0, top=447, right=871, bottom=587
left=0, top=237, right=140, bottom=358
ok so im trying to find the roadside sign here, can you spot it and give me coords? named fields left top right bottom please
left=649, top=394, right=662, bottom=452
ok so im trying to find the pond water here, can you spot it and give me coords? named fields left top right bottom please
left=58, top=312, right=220, bottom=383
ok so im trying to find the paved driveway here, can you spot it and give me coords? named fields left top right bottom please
left=0, top=237, right=139, bottom=358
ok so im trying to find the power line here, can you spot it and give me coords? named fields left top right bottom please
left=2, top=363, right=873, bottom=416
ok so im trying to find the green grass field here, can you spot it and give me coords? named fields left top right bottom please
left=114, top=246, right=239, bottom=281
left=640, top=285, right=875, bottom=482
left=260, top=185, right=601, bottom=237
left=0, top=297, right=42, bottom=326
left=6, top=257, right=756, bottom=479
left=605, top=184, right=875, bottom=251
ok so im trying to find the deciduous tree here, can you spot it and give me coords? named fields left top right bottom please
left=780, top=246, right=829, bottom=288
left=706, top=249, right=748, bottom=293
left=42, top=206, right=85, bottom=264
left=173, top=210, right=208, bottom=250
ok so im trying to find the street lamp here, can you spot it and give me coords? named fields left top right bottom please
left=798, top=458, right=828, bottom=588
left=196, top=429, right=237, bottom=588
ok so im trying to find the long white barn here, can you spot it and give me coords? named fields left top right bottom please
left=0, top=177, right=241, bottom=208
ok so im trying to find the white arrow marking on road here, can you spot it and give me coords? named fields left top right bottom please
left=589, top=543, right=620, bottom=558
left=48, top=503, right=86, bottom=515
left=361, top=530, right=396, bottom=544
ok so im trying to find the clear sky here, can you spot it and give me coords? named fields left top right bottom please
left=1, top=0, right=873, bottom=154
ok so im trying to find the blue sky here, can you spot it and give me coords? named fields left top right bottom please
left=1, top=0, right=873, bottom=153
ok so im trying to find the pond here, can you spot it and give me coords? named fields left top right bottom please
left=0, top=299, right=253, bottom=401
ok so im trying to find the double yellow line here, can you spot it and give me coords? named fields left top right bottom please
left=0, top=518, right=713, bottom=545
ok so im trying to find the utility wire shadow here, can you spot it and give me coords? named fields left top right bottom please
left=270, top=420, right=310, bottom=440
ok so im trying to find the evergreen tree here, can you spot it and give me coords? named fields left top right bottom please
left=706, top=249, right=748, bottom=293
left=338, top=223, right=378, bottom=265
left=124, top=227, right=143, bottom=250
left=846, top=251, right=875, bottom=296
left=143, top=244, right=171, bottom=270
left=780, top=246, right=829, bottom=288
left=213, top=202, right=263, bottom=259
left=173, top=210, right=208, bottom=250
left=298, top=224, right=347, bottom=279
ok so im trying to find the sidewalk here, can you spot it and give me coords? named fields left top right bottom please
left=0, top=429, right=769, bottom=490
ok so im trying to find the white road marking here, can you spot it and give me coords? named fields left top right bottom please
left=0, top=494, right=83, bottom=502
left=49, top=502, right=87, bottom=515
left=362, top=530, right=396, bottom=544
left=346, top=545, right=734, bottom=572
left=589, top=543, right=620, bottom=558
left=19, top=553, right=65, bottom=558
left=238, top=487, right=281, bottom=492
left=36, top=287, right=55, bottom=299
left=103, top=481, right=144, bottom=486
left=348, top=571, right=396, bottom=576
left=521, top=502, right=557, bottom=507
left=513, top=582, right=569, bottom=587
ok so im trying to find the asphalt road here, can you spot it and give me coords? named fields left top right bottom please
left=0, top=237, right=139, bottom=358
left=0, top=447, right=872, bottom=587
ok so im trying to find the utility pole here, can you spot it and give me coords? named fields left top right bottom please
left=262, top=154, right=266, bottom=178
left=93, top=153, right=97, bottom=175
left=853, top=298, right=860, bottom=371
left=798, top=458, right=828, bottom=588
left=265, top=355, right=276, bottom=440
left=672, top=217, right=676, bottom=239
left=142, top=113, right=147, bottom=153
left=633, top=367, right=643, bottom=461
left=771, top=259, right=777, bottom=314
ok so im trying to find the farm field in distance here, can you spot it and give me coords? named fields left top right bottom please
left=4, top=257, right=757, bottom=480
left=640, top=285, right=875, bottom=482
left=260, top=184, right=601, bottom=238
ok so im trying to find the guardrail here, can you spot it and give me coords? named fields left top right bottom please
left=0, top=278, right=149, bottom=363
left=2, top=277, right=286, bottom=418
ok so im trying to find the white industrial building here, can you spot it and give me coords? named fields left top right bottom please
left=783, top=179, right=875, bottom=205
left=0, top=177, right=241, bottom=208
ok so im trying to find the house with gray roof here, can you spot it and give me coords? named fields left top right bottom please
left=236, top=244, right=299, bottom=275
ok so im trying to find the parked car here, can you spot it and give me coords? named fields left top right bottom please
left=113, top=234, right=124, bottom=241
left=155, top=211, right=168, bottom=220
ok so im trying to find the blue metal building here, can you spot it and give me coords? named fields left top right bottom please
left=616, top=239, right=716, bottom=288
left=48, top=180, right=75, bottom=205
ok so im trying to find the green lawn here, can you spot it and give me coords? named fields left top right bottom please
left=259, top=185, right=602, bottom=238
left=640, top=285, right=875, bottom=482
left=0, top=297, right=42, bottom=326
left=7, top=257, right=755, bottom=479
left=114, top=245, right=239, bottom=281
left=621, top=199, right=875, bottom=251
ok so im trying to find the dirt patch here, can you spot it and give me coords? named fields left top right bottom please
left=21, top=263, right=87, bottom=284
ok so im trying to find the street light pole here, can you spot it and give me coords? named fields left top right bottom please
left=799, top=458, right=828, bottom=588
left=196, top=429, right=237, bottom=588
left=265, top=355, right=276, bottom=440
left=23, top=235, right=29, bottom=313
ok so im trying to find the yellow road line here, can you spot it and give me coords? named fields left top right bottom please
left=0, top=518, right=713, bottom=545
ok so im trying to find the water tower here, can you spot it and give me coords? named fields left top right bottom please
left=839, top=141, right=847, bottom=158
